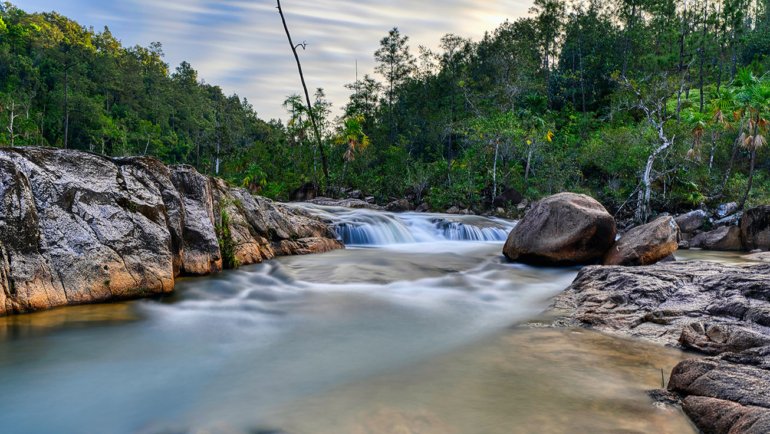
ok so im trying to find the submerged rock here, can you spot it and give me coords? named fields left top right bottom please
left=0, top=148, right=342, bottom=316
left=603, top=216, right=680, bottom=266
left=503, top=192, right=616, bottom=265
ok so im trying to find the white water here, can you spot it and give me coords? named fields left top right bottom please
left=295, top=204, right=515, bottom=245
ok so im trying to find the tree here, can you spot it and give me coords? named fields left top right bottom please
left=732, top=68, right=770, bottom=207
left=276, top=0, right=330, bottom=189
left=374, top=27, right=415, bottom=140
left=619, top=74, right=681, bottom=222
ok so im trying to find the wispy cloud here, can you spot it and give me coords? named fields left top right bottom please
left=19, top=0, right=532, bottom=120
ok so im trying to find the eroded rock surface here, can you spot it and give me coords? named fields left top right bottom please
left=0, top=148, right=342, bottom=316
left=552, top=261, right=770, bottom=434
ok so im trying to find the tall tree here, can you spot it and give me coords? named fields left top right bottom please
left=276, top=0, right=330, bottom=189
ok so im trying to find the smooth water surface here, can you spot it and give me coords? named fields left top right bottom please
left=0, top=208, right=699, bottom=433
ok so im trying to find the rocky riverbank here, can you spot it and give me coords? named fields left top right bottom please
left=0, top=147, right=342, bottom=316
left=551, top=261, right=770, bottom=434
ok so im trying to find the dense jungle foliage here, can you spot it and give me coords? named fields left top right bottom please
left=1, top=1, right=769, bottom=219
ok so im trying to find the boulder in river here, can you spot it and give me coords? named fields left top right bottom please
left=674, top=209, right=708, bottom=234
left=604, top=216, right=680, bottom=266
left=690, top=225, right=743, bottom=251
left=503, top=193, right=616, bottom=265
left=0, top=147, right=342, bottom=316
left=740, top=206, right=770, bottom=251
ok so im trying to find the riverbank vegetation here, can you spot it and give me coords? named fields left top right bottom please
left=0, top=1, right=769, bottom=219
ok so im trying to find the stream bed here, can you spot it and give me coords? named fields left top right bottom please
left=0, top=207, right=704, bottom=433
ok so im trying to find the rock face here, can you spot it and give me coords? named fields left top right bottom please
left=741, top=206, right=770, bottom=251
left=604, top=216, right=680, bottom=266
left=0, top=148, right=342, bottom=316
left=690, top=225, right=744, bottom=251
left=503, top=193, right=616, bottom=265
left=552, top=261, right=770, bottom=434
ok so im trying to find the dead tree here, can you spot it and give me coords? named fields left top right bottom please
left=620, top=75, right=680, bottom=223
left=276, top=0, right=330, bottom=190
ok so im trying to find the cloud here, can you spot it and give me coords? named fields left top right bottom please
left=19, top=0, right=532, bottom=120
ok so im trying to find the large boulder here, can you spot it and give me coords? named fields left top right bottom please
left=691, top=226, right=744, bottom=251
left=675, top=209, right=708, bottom=234
left=604, top=216, right=680, bottom=266
left=741, top=206, right=770, bottom=251
left=503, top=193, right=616, bottom=265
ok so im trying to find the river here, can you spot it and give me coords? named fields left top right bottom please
left=0, top=206, right=707, bottom=433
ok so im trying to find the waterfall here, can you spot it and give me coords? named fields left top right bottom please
left=294, top=204, right=516, bottom=246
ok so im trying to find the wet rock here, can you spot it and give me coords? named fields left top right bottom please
left=675, top=209, right=708, bottom=234
left=682, top=396, right=770, bottom=434
left=552, top=260, right=770, bottom=434
left=552, top=261, right=770, bottom=346
left=446, top=206, right=460, bottom=215
left=690, top=226, right=744, bottom=251
left=679, top=323, right=770, bottom=355
left=415, top=202, right=430, bottom=213
left=348, top=189, right=363, bottom=200
left=741, top=206, right=770, bottom=251
left=0, top=148, right=341, bottom=316
left=604, top=216, right=679, bottom=266
left=503, top=193, right=616, bottom=265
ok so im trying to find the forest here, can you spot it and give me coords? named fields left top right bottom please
left=0, top=0, right=769, bottom=220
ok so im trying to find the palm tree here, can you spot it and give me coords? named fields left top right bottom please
left=733, top=69, right=770, bottom=208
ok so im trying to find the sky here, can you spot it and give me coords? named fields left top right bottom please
left=17, top=0, right=533, bottom=121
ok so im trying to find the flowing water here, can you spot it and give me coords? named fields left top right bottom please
left=0, top=206, right=704, bottom=433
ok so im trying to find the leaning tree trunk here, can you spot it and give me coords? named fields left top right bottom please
left=277, top=0, right=330, bottom=191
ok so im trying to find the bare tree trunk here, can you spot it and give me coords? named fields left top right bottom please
left=7, top=100, right=18, bottom=146
left=277, top=0, right=330, bottom=190
left=492, top=140, right=499, bottom=200
left=525, top=143, right=535, bottom=185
